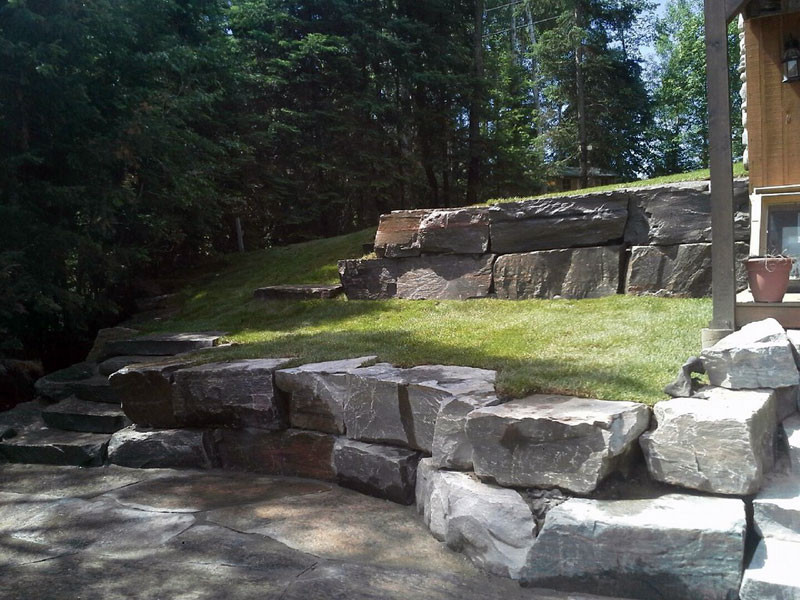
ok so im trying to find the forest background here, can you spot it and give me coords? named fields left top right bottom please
left=0, top=0, right=741, bottom=367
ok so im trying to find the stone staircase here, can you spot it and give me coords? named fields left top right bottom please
left=7, top=318, right=800, bottom=599
left=0, top=330, right=225, bottom=467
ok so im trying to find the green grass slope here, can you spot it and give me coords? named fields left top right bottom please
left=140, top=226, right=710, bottom=405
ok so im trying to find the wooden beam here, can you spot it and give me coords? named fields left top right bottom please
left=726, top=0, right=750, bottom=22
left=705, top=0, right=737, bottom=331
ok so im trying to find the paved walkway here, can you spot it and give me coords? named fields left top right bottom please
left=0, top=464, right=618, bottom=600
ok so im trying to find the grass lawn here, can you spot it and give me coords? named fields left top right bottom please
left=138, top=228, right=711, bottom=405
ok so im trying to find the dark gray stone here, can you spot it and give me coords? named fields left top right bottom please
left=338, top=258, right=399, bottom=300
left=102, top=332, right=224, bottom=359
left=0, top=400, right=45, bottom=440
left=98, top=355, right=161, bottom=376
left=340, top=255, right=495, bottom=301
left=343, top=364, right=497, bottom=453
left=333, top=438, right=421, bottom=504
left=35, top=363, right=119, bottom=404
left=85, top=326, right=139, bottom=362
left=275, top=357, right=377, bottom=434
left=493, top=246, right=622, bottom=300
left=466, top=395, right=650, bottom=494
left=700, top=318, right=800, bottom=389
left=417, top=208, right=490, bottom=254
left=253, top=284, right=343, bottom=300
left=523, top=494, right=746, bottom=600
left=395, top=255, right=495, bottom=300
left=487, top=192, right=628, bottom=254
left=373, top=209, right=428, bottom=258
left=664, top=356, right=705, bottom=397
left=109, top=358, right=191, bottom=428
left=42, top=396, right=130, bottom=434
left=640, top=390, right=776, bottom=495
left=108, top=425, right=213, bottom=469
left=626, top=242, right=749, bottom=298
left=0, top=427, right=110, bottom=466
left=212, top=428, right=336, bottom=480
left=431, top=393, right=504, bottom=470
left=172, top=359, right=293, bottom=429
left=624, top=180, right=750, bottom=246
left=415, top=459, right=536, bottom=579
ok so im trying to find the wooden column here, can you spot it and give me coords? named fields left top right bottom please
left=705, top=0, right=737, bottom=339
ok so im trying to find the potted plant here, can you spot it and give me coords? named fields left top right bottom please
left=744, top=253, right=796, bottom=302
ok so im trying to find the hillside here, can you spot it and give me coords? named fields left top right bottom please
left=133, top=221, right=710, bottom=405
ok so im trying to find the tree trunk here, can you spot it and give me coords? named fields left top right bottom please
left=466, top=0, right=484, bottom=205
left=524, top=5, right=541, bottom=116
left=574, top=1, right=588, bottom=189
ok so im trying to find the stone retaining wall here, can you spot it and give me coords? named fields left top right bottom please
left=339, top=180, right=751, bottom=300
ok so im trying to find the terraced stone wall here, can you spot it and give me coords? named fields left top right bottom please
left=339, top=179, right=752, bottom=300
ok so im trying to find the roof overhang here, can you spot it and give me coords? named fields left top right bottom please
left=726, top=0, right=750, bottom=22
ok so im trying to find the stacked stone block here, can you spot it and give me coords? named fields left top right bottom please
left=340, top=179, right=752, bottom=300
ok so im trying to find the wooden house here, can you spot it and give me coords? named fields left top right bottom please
left=705, top=0, right=800, bottom=344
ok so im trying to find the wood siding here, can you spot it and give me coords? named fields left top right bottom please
left=745, top=13, right=800, bottom=190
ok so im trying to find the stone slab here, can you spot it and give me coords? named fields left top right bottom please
left=109, top=358, right=190, bottom=428
left=42, top=396, right=130, bottom=434
left=35, top=364, right=118, bottom=404
left=466, top=395, right=650, bottom=494
left=85, top=326, right=139, bottom=362
left=0, top=400, right=45, bottom=440
left=753, top=472, right=800, bottom=540
left=108, top=426, right=213, bottom=470
left=624, top=180, right=750, bottom=245
left=417, top=208, right=490, bottom=254
left=523, top=494, right=746, bottom=600
left=700, top=318, right=800, bottom=390
left=212, top=428, right=336, bottom=480
left=98, top=355, right=158, bottom=376
left=493, top=246, right=622, bottom=300
left=373, top=209, right=428, bottom=258
left=786, top=414, right=800, bottom=471
left=102, top=332, right=224, bottom=359
left=333, top=438, right=421, bottom=504
left=641, top=391, right=776, bottom=495
left=253, top=284, right=343, bottom=300
left=740, top=538, right=800, bottom=600
left=0, top=427, right=110, bottom=466
left=415, top=459, right=536, bottom=579
left=395, top=254, right=495, bottom=300
left=488, top=192, right=628, bottom=254
left=275, top=356, right=377, bottom=434
left=626, top=242, right=748, bottom=298
left=172, top=359, right=293, bottom=429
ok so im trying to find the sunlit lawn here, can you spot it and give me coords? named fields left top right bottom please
left=137, top=228, right=710, bottom=405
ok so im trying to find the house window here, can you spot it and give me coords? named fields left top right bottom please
left=766, top=201, right=800, bottom=278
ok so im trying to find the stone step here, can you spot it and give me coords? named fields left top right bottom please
left=42, top=397, right=129, bottom=434
left=253, top=284, right=343, bottom=300
left=97, top=355, right=158, bottom=376
left=740, top=538, right=800, bottom=599
left=0, top=427, right=110, bottom=466
left=0, top=400, right=46, bottom=440
left=100, top=332, right=225, bottom=360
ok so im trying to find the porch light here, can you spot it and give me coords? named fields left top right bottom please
left=783, top=36, right=800, bottom=83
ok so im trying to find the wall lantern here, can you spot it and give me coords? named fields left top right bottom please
left=783, top=36, right=800, bottom=83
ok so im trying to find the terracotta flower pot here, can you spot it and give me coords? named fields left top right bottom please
left=745, top=257, right=795, bottom=302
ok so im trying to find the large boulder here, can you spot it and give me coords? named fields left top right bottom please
left=34, top=363, right=118, bottom=404
left=487, top=192, right=628, bottom=254
left=523, top=494, right=746, bottom=600
left=700, top=318, right=800, bottom=389
left=101, top=332, right=225, bottom=359
left=275, top=357, right=376, bottom=434
left=624, top=180, right=750, bottom=245
left=109, top=358, right=192, bottom=428
left=172, top=359, right=293, bottom=429
left=493, top=246, right=621, bottom=300
left=394, top=255, right=495, bottom=300
left=466, top=395, right=650, bottom=494
left=625, top=242, right=749, bottom=298
left=333, top=438, right=421, bottom=504
left=740, top=538, right=800, bottom=600
left=431, top=392, right=504, bottom=470
left=108, top=426, right=213, bottom=469
left=211, top=428, right=336, bottom=480
left=343, top=364, right=497, bottom=453
left=415, top=459, right=536, bottom=579
left=338, top=258, right=398, bottom=300
left=752, top=472, right=800, bottom=540
left=640, top=390, right=776, bottom=495
left=373, top=209, right=429, bottom=258
left=417, top=208, right=490, bottom=254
